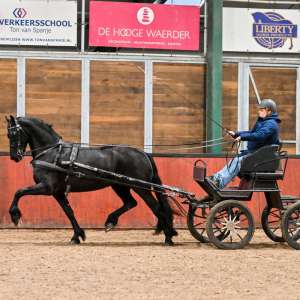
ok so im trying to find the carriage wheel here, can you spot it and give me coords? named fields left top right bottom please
left=206, top=200, right=254, bottom=250
left=187, top=198, right=229, bottom=243
left=261, top=200, right=297, bottom=243
left=187, top=200, right=211, bottom=243
left=261, top=206, right=285, bottom=243
left=282, top=202, right=300, bottom=250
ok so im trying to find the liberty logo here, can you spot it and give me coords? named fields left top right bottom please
left=252, top=12, right=297, bottom=49
left=137, top=7, right=154, bottom=25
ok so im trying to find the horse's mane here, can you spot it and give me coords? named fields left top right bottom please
left=18, top=117, right=62, bottom=139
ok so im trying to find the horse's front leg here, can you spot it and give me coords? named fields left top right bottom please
left=53, top=193, right=86, bottom=244
left=9, top=182, right=51, bottom=226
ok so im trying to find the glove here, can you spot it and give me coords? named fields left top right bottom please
left=227, top=130, right=236, bottom=138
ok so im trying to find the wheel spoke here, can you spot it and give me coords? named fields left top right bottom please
left=237, top=216, right=248, bottom=223
left=267, top=220, right=280, bottom=224
left=193, top=209, right=208, bottom=218
left=193, top=214, right=206, bottom=219
left=236, top=232, right=244, bottom=241
left=197, top=228, right=205, bottom=235
left=270, top=211, right=280, bottom=218
left=214, top=218, right=225, bottom=225
left=292, top=233, right=300, bottom=241
left=213, top=228, right=223, bottom=234
left=288, top=227, right=296, bottom=236
left=292, top=211, right=300, bottom=219
left=215, top=212, right=229, bottom=220
left=194, top=221, right=205, bottom=228
left=287, top=215, right=300, bottom=241
left=271, top=227, right=279, bottom=233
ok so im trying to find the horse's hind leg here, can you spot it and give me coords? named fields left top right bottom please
left=105, top=185, right=137, bottom=231
left=134, top=189, right=174, bottom=246
left=53, top=193, right=86, bottom=244
left=153, top=220, right=163, bottom=235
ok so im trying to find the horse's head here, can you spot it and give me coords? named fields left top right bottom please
left=6, top=115, right=28, bottom=162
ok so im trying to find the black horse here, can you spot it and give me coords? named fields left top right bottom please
left=6, top=116, right=177, bottom=245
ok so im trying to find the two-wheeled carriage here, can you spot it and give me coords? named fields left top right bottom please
left=35, top=144, right=300, bottom=249
left=33, top=143, right=300, bottom=249
left=187, top=144, right=300, bottom=250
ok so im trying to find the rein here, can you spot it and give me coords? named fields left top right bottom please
left=8, top=119, right=236, bottom=159
left=30, top=141, right=63, bottom=160
left=70, top=136, right=233, bottom=152
left=141, top=136, right=226, bottom=147
left=226, top=140, right=242, bottom=174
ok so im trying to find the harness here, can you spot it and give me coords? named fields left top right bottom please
left=8, top=118, right=62, bottom=161
left=8, top=119, right=79, bottom=195
left=62, top=144, right=80, bottom=196
left=7, top=118, right=237, bottom=198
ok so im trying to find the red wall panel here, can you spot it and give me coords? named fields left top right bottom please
left=0, top=156, right=299, bottom=228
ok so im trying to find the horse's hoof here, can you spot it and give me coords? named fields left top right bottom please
left=153, top=229, right=162, bottom=235
left=164, top=239, right=174, bottom=246
left=10, top=208, right=22, bottom=226
left=70, top=237, right=81, bottom=244
left=171, top=229, right=178, bottom=237
left=105, top=223, right=115, bottom=232
left=79, top=230, right=86, bottom=241
left=12, top=218, right=19, bottom=227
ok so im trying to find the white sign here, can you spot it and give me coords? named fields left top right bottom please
left=0, top=0, right=77, bottom=47
left=223, top=8, right=300, bottom=53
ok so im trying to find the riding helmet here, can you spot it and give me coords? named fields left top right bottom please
left=257, top=99, right=277, bottom=113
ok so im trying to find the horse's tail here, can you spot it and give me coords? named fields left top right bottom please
left=146, top=154, right=178, bottom=236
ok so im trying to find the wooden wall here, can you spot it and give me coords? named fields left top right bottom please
left=222, top=63, right=238, bottom=152
left=222, top=64, right=238, bottom=131
left=90, top=61, right=144, bottom=148
left=0, top=59, right=17, bottom=152
left=153, top=63, right=206, bottom=153
left=249, top=67, right=296, bottom=153
left=0, top=60, right=297, bottom=155
left=152, top=63, right=238, bottom=154
left=26, top=59, right=82, bottom=142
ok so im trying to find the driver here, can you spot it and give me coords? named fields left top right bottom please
left=207, top=99, right=281, bottom=189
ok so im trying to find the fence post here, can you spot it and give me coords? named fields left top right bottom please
left=206, top=0, right=223, bottom=153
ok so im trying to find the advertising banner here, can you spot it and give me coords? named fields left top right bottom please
left=0, top=0, right=77, bottom=47
left=223, top=8, right=300, bottom=53
left=89, top=1, right=200, bottom=51
left=165, top=0, right=204, bottom=6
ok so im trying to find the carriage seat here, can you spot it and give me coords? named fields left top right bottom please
left=238, top=145, right=285, bottom=180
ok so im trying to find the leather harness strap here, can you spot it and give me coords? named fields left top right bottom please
left=64, top=144, right=80, bottom=196
left=53, top=140, right=64, bottom=165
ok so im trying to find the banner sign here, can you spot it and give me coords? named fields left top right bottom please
left=223, top=8, right=300, bottom=53
left=0, top=0, right=77, bottom=47
left=89, top=1, right=200, bottom=51
left=165, top=0, right=205, bottom=6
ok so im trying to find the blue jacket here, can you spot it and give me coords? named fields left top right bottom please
left=236, top=113, right=281, bottom=155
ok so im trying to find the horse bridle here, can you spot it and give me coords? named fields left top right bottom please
left=8, top=118, right=28, bottom=160
left=8, top=119, right=62, bottom=161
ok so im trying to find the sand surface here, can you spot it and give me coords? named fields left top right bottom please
left=0, top=229, right=299, bottom=300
